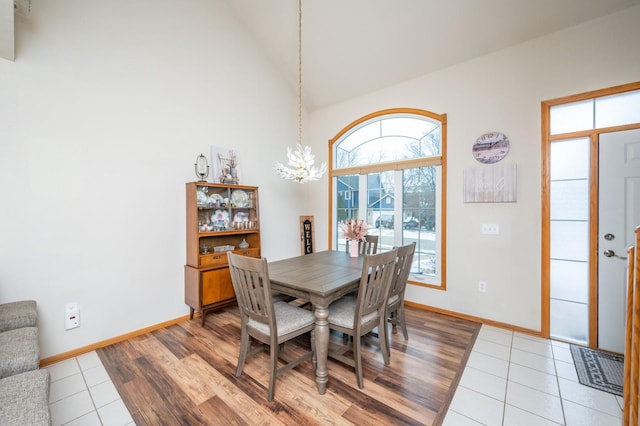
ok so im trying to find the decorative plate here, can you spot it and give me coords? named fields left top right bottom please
left=212, top=210, right=229, bottom=228
left=472, top=131, right=510, bottom=164
left=208, top=193, right=224, bottom=206
left=231, top=189, right=249, bottom=207
left=196, top=190, right=209, bottom=205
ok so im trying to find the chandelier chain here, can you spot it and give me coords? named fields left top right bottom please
left=273, top=0, right=327, bottom=184
left=298, top=0, right=302, bottom=145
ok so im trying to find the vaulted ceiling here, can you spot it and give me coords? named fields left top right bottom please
left=221, top=0, right=640, bottom=110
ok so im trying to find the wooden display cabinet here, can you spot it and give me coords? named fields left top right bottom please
left=184, top=182, right=261, bottom=325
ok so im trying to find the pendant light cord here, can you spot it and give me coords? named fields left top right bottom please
left=273, top=0, right=326, bottom=184
left=298, top=0, right=303, bottom=146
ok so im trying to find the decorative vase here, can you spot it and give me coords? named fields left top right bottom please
left=349, top=240, right=359, bottom=257
left=239, top=238, right=249, bottom=249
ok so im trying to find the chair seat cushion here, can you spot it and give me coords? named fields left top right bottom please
left=0, top=301, right=37, bottom=333
left=0, top=369, right=51, bottom=426
left=328, top=296, right=379, bottom=329
left=248, top=301, right=315, bottom=336
left=0, top=327, right=40, bottom=379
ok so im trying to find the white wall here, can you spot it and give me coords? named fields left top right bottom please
left=309, top=6, right=640, bottom=332
left=0, top=0, right=312, bottom=358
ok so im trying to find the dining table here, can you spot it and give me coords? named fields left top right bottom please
left=268, top=250, right=364, bottom=394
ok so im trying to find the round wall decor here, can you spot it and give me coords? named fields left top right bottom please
left=472, top=132, right=510, bottom=164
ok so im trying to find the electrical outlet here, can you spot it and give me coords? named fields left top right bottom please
left=481, top=223, right=500, bottom=235
left=478, top=281, right=487, bottom=292
left=65, top=303, right=80, bottom=330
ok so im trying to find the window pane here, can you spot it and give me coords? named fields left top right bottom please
left=366, top=171, right=394, bottom=255
left=335, top=122, right=380, bottom=168
left=381, top=117, right=438, bottom=139
left=550, top=100, right=593, bottom=135
left=550, top=180, right=589, bottom=221
left=364, top=167, right=441, bottom=284
left=335, top=114, right=441, bottom=168
left=595, top=90, right=640, bottom=128
left=367, top=171, right=394, bottom=232
left=402, top=167, right=437, bottom=279
left=550, top=138, right=589, bottom=180
left=382, top=117, right=441, bottom=157
left=336, top=175, right=360, bottom=250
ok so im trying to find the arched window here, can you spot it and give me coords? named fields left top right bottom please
left=329, top=108, right=447, bottom=289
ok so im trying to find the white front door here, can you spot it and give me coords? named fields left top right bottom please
left=598, top=128, right=640, bottom=353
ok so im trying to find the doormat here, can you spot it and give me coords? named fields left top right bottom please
left=570, top=344, right=623, bottom=396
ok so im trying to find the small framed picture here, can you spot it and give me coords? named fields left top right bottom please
left=210, top=146, right=240, bottom=184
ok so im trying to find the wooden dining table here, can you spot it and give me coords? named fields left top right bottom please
left=268, top=250, right=364, bottom=394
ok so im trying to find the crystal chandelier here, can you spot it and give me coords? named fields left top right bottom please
left=274, top=0, right=327, bottom=184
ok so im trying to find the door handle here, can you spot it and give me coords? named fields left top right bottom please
left=603, top=249, right=628, bottom=260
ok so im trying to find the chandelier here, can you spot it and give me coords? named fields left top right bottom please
left=274, top=0, right=327, bottom=184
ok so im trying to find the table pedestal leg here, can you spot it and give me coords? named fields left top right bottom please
left=313, top=304, right=329, bottom=394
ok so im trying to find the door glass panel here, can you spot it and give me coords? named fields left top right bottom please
left=595, top=90, right=640, bottom=128
left=550, top=100, right=594, bottom=135
left=550, top=138, right=589, bottom=180
left=550, top=221, right=589, bottom=262
left=550, top=299, right=588, bottom=344
left=550, top=259, right=589, bottom=303
left=550, top=180, right=589, bottom=221
left=549, top=137, right=590, bottom=343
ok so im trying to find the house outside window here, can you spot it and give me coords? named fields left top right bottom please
left=329, top=108, right=447, bottom=289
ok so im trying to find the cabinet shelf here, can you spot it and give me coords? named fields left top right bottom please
left=197, top=229, right=259, bottom=237
left=197, top=205, right=257, bottom=210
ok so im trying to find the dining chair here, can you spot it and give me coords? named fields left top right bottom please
left=327, top=249, right=397, bottom=388
left=227, top=252, right=315, bottom=401
left=344, top=234, right=379, bottom=255
left=360, top=235, right=379, bottom=254
left=385, top=242, right=416, bottom=356
left=341, top=234, right=381, bottom=344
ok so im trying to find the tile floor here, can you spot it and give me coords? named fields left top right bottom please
left=45, top=324, right=624, bottom=426
left=45, top=351, right=134, bottom=426
left=444, top=325, right=623, bottom=426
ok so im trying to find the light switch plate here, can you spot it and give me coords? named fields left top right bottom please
left=481, top=223, right=499, bottom=235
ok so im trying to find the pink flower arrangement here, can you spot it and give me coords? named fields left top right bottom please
left=341, top=219, right=369, bottom=241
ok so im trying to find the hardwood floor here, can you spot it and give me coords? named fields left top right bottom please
left=97, top=305, right=480, bottom=426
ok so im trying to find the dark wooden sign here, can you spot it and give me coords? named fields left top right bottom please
left=300, top=216, right=315, bottom=255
